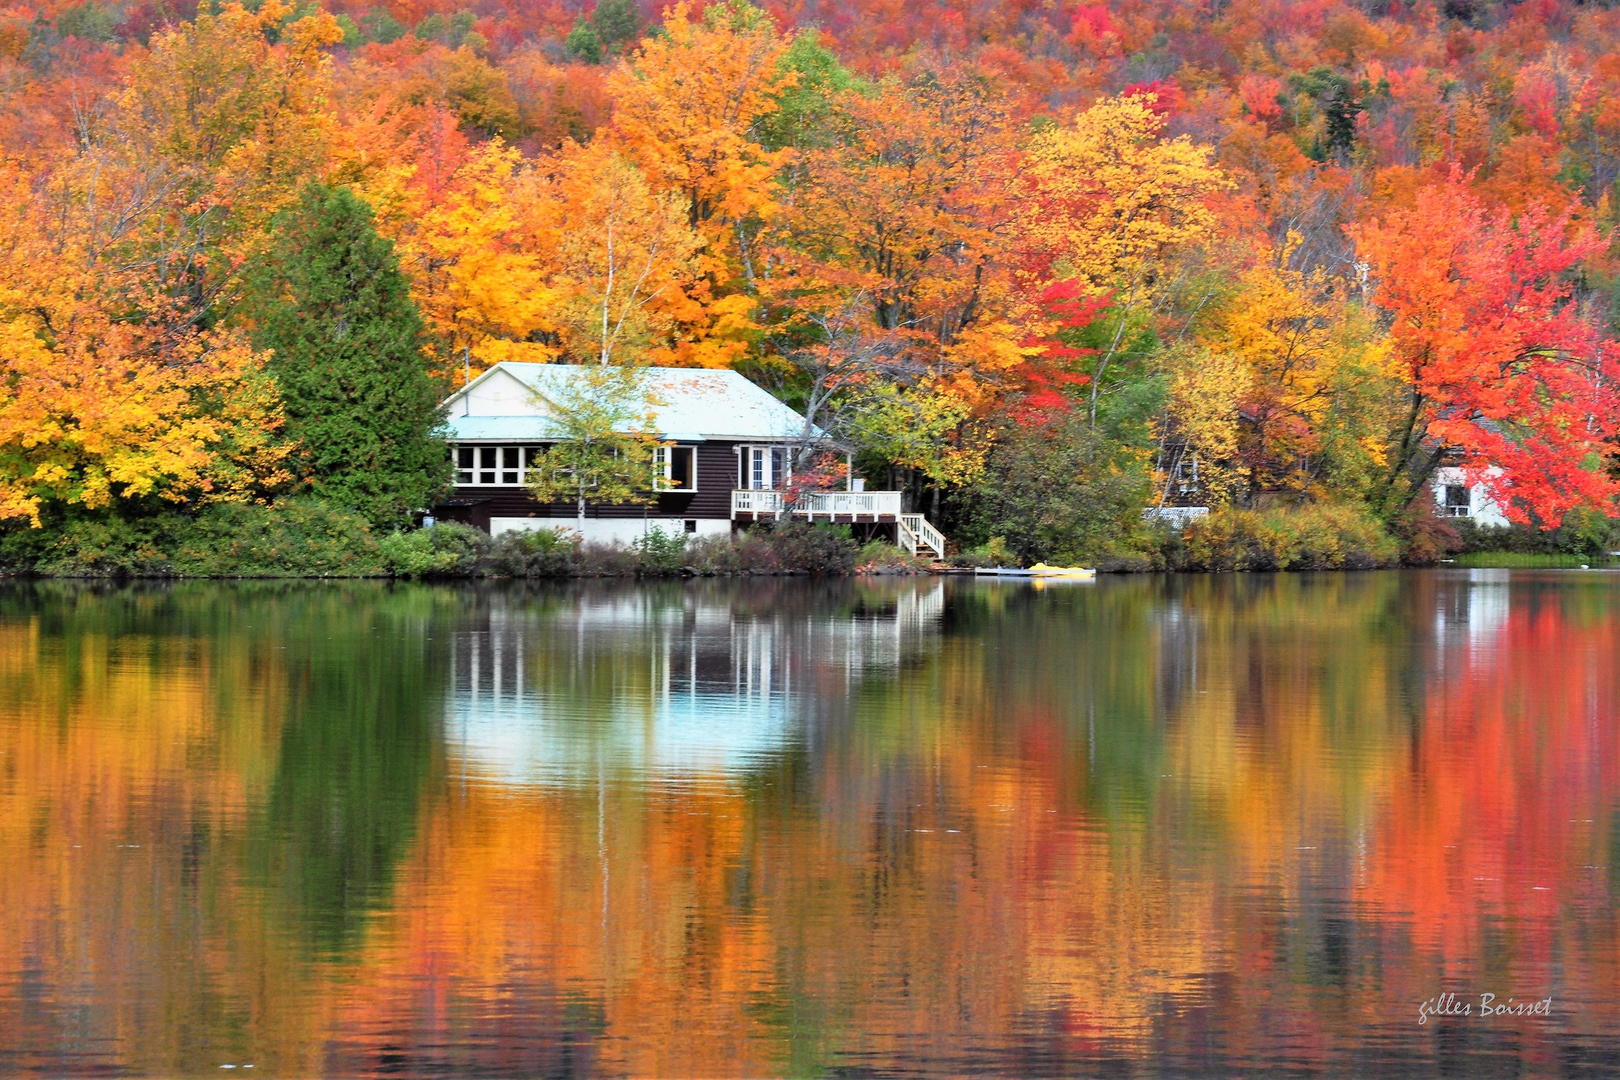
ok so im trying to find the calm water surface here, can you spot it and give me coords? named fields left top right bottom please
left=2, top=572, right=1618, bottom=1076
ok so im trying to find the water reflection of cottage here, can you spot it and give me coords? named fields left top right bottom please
left=445, top=585, right=945, bottom=785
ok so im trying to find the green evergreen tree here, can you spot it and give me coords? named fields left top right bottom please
left=591, top=0, right=640, bottom=54
left=565, top=16, right=603, bottom=63
left=245, top=185, right=449, bottom=528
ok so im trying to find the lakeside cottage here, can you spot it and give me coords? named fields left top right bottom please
left=431, top=362, right=947, bottom=557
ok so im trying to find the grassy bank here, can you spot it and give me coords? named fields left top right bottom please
left=0, top=502, right=931, bottom=579
left=1449, top=552, right=1616, bottom=569
left=5, top=499, right=1617, bottom=579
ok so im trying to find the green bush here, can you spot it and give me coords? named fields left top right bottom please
left=169, top=500, right=386, bottom=576
left=950, top=535, right=1015, bottom=568
left=377, top=522, right=491, bottom=577
left=1449, top=509, right=1620, bottom=557
left=0, top=514, right=167, bottom=576
left=484, top=527, right=579, bottom=577
left=4, top=500, right=388, bottom=578
left=760, top=520, right=857, bottom=574
left=951, top=415, right=1156, bottom=567
left=1175, top=503, right=1400, bottom=571
left=856, top=539, right=932, bottom=574
left=633, top=527, right=690, bottom=575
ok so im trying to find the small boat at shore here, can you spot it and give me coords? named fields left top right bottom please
left=974, top=563, right=1096, bottom=579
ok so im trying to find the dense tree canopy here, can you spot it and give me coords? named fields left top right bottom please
left=4, top=0, right=1620, bottom=555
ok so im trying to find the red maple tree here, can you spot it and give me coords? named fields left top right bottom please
left=1350, top=169, right=1620, bottom=526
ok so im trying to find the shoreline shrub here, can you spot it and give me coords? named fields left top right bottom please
left=857, top=539, right=932, bottom=574
left=486, top=527, right=580, bottom=577
left=949, top=535, right=1014, bottom=569
left=757, top=520, right=857, bottom=575
left=377, top=522, right=490, bottom=577
left=2, top=500, right=387, bottom=578
left=632, top=528, right=689, bottom=575
left=1448, top=510, right=1620, bottom=558
left=1173, top=502, right=1400, bottom=571
left=686, top=532, right=771, bottom=574
left=949, top=411, right=1158, bottom=568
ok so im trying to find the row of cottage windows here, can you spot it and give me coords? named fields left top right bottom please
left=452, top=445, right=793, bottom=491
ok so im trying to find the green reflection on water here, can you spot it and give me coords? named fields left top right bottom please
left=241, top=585, right=450, bottom=958
left=1, top=573, right=1618, bottom=1076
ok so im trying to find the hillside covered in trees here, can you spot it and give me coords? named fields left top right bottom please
left=3, top=0, right=1620, bottom=569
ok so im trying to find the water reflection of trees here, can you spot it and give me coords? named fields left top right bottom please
left=340, top=573, right=1620, bottom=1075
left=4, top=575, right=1620, bottom=1075
left=0, top=582, right=452, bottom=1073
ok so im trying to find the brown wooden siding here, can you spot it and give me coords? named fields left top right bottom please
left=434, top=442, right=742, bottom=530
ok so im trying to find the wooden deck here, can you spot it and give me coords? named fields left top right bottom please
left=730, top=491, right=947, bottom=558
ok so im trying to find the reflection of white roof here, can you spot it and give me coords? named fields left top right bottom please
left=446, top=688, right=796, bottom=786
left=442, top=363, right=817, bottom=443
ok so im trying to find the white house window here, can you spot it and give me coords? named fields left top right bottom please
left=655, top=446, right=697, bottom=491
left=1176, top=453, right=1200, bottom=495
left=452, top=445, right=545, bottom=487
left=739, top=445, right=789, bottom=490
left=1443, top=484, right=1471, bottom=517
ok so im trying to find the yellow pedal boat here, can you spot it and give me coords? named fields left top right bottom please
left=974, top=563, right=1096, bottom=579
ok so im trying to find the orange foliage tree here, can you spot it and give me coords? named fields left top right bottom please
left=1350, top=170, right=1620, bottom=525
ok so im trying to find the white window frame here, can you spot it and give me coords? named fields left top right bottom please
left=451, top=444, right=546, bottom=487
left=738, top=445, right=790, bottom=490
left=654, top=445, right=698, bottom=492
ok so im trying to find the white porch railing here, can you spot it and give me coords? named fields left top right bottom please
left=797, top=491, right=904, bottom=518
left=1143, top=506, right=1210, bottom=527
left=731, top=489, right=905, bottom=518
left=731, top=489, right=786, bottom=516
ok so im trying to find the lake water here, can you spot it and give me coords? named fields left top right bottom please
left=1, top=572, right=1618, bottom=1076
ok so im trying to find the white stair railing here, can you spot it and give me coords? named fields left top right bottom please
left=900, top=514, right=946, bottom=559
left=731, top=491, right=948, bottom=558
left=896, top=516, right=919, bottom=556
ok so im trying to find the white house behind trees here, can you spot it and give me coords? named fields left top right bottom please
left=432, top=362, right=947, bottom=557
left=1431, top=466, right=1510, bottom=528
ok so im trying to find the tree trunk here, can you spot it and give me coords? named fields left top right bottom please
left=1374, top=388, right=1426, bottom=521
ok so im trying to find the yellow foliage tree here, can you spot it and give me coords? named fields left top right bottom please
left=607, top=0, right=794, bottom=281
left=372, top=140, right=556, bottom=384
left=122, top=1, right=343, bottom=257
left=541, top=141, right=707, bottom=366
left=1021, top=94, right=1228, bottom=290
left=1021, top=93, right=1230, bottom=424
left=1193, top=237, right=1399, bottom=500
left=0, top=164, right=290, bottom=524
left=1154, top=344, right=1252, bottom=508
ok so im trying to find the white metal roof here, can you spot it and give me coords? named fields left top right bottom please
left=441, top=363, right=818, bottom=442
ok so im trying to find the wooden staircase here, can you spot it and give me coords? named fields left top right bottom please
left=898, top=514, right=947, bottom=560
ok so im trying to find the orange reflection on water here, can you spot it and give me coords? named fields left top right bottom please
left=1, top=575, right=1618, bottom=1075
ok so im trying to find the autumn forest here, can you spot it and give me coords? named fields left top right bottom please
left=4, top=0, right=1620, bottom=567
